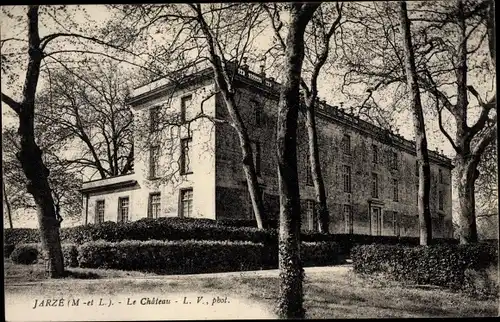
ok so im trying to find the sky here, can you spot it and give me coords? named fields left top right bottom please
left=1, top=3, right=496, bottom=228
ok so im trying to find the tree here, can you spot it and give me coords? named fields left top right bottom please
left=1, top=6, right=66, bottom=276
left=35, top=61, right=134, bottom=180
left=3, top=179, right=14, bottom=229
left=416, top=0, right=496, bottom=244
left=398, top=1, right=433, bottom=245
left=1, top=5, right=133, bottom=276
left=274, top=3, right=320, bottom=318
left=108, top=4, right=269, bottom=228
left=338, top=1, right=496, bottom=243
left=265, top=2, right=344, bottom=233
left=3, top=124, right=83, bottom=228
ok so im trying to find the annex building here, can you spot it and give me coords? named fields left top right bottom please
left=80, top=61, right=453, bottom=237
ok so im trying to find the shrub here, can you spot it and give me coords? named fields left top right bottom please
left=62, top=244, right=79, bottom=267
left=77, top=240, right=265, bottom=274
left=301, top=242, right=345, bottom=266
left=216, top=219, right=278, bottom=229
left=10, top=243, right=40, bottom=265
left=351, top=243, right=498, bottom=290
left=76, top=239, right=343, bottom=273
left=6, top=218, right=458, bottom=256
left=4, top=228, right=40, bottom=245
left=62, top=218, right=277, bottom=245
left=4, top=244, right=16, bottom=258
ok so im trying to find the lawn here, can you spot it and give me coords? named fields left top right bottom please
left=4, top=260, right=498, bottom=320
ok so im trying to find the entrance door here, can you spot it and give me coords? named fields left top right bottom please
left=371, top=206, right=382, bottom=236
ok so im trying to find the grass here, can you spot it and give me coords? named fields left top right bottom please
left=4, top=260, right=498, bottom=319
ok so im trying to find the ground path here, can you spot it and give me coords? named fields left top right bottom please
left=5, top=261, right=497, bottom=320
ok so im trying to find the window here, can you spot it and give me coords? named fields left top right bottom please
left=391, top=151, right=398, bottom=169
left=149, top=106, right=160, bottom=132
left=253, top=100, right=263, bottom=126
left=342, top=165, right=351, bottom=193
left=438, top=190, right=444, bottom=211
left=180, top=137, right=193, bottom=174
left=180, top=189, right=193, bottom=218
left=415, top=160, right=419, bottom=177
left=149, top=145, right=160, bottom=178
left=372, top=144, right=378, bottom=164
left=393, top=212, right=400, bottom=236
left=306, top=200, right=316, bottom=231
left=343, top=204, right=353, bottom=234
left=371, top=172, right=379, bottom=198
left=180, top=95, right=192, bottom=123
left=439, top=169, right=444, bottom=184
left=342, top=134, right=351, bottom=155
left=118, top=197, right=129, bottom=223
left=95, top=200, right=105, bottom=224
left=148, top=193, right=161, bottom=219
left=251, top=141, right=261, bottom=176
left=306, top=151, right=312, bottom=186
left=393, top=179, right=399, bottom=202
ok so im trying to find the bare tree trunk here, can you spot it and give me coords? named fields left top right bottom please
left=3, top=181, right=14, bottom=229
left=276, top=3, right=319, bottom=319
left=399, top=1, right=432, bottom=245
left=304, top=103, right=329, bottom=232
left=214, top=70, right=265, bottom=230
left=192, top=7, right=265, bottom=229
left=456, top=157, right=480, bottom=243
left=2, top=6, right=65, bottom=277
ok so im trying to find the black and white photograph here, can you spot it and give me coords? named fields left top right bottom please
left=1, top=2, right=498, bottom=320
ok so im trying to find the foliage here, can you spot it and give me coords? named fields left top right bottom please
left=4, top=218, right=277, bottom=245
left=61, top=244, right=79, bottom=268
left=4, top=228, right=41, bottom=245
left=76, top=238, right=342, bottom=273
left=351, top=243, right=498, bottom=292
left=4, top=218, right=460, bottom=255
left=301, top=242, right=345, bottom=266
left=77, top=239, right=265, bottom=273
left=216, top=219, right=279, bottom=229
left=2, top=124, right=83, bottom=224
left=35, top=62, right=135, bottom=179
left=4, top=244, right=16, bottom=258
left=10, top=243, right=40, bottom=265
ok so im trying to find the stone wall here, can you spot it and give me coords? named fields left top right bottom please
left=214, top=78, right=453, bottom=237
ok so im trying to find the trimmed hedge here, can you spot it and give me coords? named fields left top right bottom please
left=3, top=218, right=461, bottom=260
left=301, top=241, right=345, bottom=266
left=4, top=218, right=277, bottom=245
left=216, top=219, right=279, bottom=229
left=76, top=239, right=344, bottom=273
left=10, top=243, right=40, bottom=264
left=77, top=240, right=266, bottom=274
left=4, top=228, right=40, bottom=245
left=7, top=238, right=343, bottom=272
left=351, top=243, right=498, bottom=291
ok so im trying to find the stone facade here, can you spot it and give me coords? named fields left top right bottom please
left=80, top=63, right=453, bottom=237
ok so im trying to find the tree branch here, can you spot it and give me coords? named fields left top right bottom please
left=1, top=92, right=22, bottom=114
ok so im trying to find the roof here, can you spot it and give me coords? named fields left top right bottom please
left=127, top=60, right=454, bottom=168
